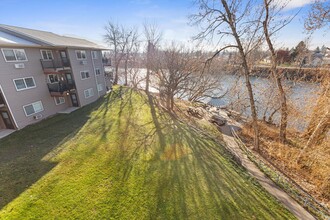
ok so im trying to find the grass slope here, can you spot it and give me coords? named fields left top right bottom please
left=0, top=87, right=295, bottom=219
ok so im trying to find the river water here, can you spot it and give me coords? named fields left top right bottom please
left=207, top=74, right=320, bottom=130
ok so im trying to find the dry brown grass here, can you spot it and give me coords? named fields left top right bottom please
left=239, top=122, right=330, bottom=208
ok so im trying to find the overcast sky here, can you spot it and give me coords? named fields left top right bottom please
left=0, top=0, right=329, bottom=50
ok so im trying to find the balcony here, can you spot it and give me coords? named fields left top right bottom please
left=40, top=58, right=71, bottom=71
left=102, top=57, right=111, bottom=66
left=47, top=81, right=75, bottom=97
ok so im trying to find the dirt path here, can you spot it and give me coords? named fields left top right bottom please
left=219, top=114, right=316, bottom=220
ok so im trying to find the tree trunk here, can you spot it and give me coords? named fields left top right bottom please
left=304, top=84, right=330, bottom=137
left=277, top=75, right=288, bottom=143
left=243, top=72, right=260, bottom=150
left=170, top=95, right=174, bottom=111
left=221, top=0, right=260, bottom=150
left=145, top=70, right=150, bottom=92
left=114, top=65, right=119, bottom=85
left=145, top=41, right=151, bottom=92
left=124, top=55, right=128, bottom=86
left=306, top=110, right=329, bottom=147
left=262, top=1, right=288, bottom=144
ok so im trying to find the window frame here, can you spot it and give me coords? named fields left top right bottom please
left=1, top=48, right=28, bottom=62
left=47, top=74, right=60, bottom=84
left=92, top=51, right=98, bottom=59
left=23, top=101, right=44, bottom=116
left=40, top=49, right=54, bottom=60
left=76, top=50, right=87, bottom=60
left=80, top=70, right=90, bottom=80
left=97, top=83, right=103, bottom=92
left=13, top=77, right=36, bottom=91
left=54, top=97, right=65, bottom=105
left=95, top=68, right=101, bottom=75
left=84, top=88, right=94, bottom=98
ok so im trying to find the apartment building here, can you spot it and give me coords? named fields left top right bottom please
left=0, top=24, right=107, bottom=131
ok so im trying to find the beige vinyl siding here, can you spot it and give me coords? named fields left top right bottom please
left=0, top=47, right=70, bottom=129
left=67, top=48, right=103, bottom=107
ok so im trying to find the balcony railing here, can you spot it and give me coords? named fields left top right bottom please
left=102, top=58, right=111, bottom=66
left=40, top=58, right=71, bottom=70
left=47, top=81, right=75, bottom=96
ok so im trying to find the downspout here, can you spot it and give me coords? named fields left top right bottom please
left=65, top=47, right=81, bottom=107
left=91, top=50, right=100, bottom=97
left=102, top=52, right=108, bottom=91
left=0, top=84, right=19, bottom=129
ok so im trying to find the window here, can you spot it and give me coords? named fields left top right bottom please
left=48, top=74, right=60, bottom=83
left=80, top=71, right=90, bottom=79
left=97, top=84, right=103, bottom=92
left=40, top=50, right=53, bottom=60
left=2, top=49, right=27, bottom=62
left=13, top=77, right=36, bottom=91
left=95, top=68, right=101, bottom=75
left=76, top=50, right=86, bottom=60
left=91, top=51, right=98, bottom=59
left=23, top=101, right=43, bottom=116
left=54, top=97, right=65, bottom=105
left=84, top=88, right=94, bottom=98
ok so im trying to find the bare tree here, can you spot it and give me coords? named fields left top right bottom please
left=122, top=27, right=139, bottom=86
left=298, top=72, right=330, bottom=160
left=305, top=0, right=330, bottom=31
left=299, top=0, right=330, bottom=157
left=180, top=58, right=224, bottom=102
left=262, top=0, right=297, bottom=143
left=191, top=0, right=264, bottom=150
left=153, top=43, right=195, bottom=110
left=143, top=21, right=162, bottom=92
left=104, top=21, right=130, bottom=85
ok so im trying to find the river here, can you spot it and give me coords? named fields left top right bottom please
left=107, top=67, right=320, bottom=131
left=207, top=74, right=320, bottom=129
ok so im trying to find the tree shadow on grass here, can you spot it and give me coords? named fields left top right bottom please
left=135, top=92, right=293, bottom=219
left=0, top=97, right=106, bottom=209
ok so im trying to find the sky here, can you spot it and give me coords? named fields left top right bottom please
left=0, top=0, right=329, bottom=50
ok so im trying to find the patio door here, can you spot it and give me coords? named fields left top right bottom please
left=60, top=50, right=69, bottom=66
left=0, top=110, right=14, bottom=129
left=70, top=93, right=79, bottom=107
left=65, top=73, right=74, bottom=84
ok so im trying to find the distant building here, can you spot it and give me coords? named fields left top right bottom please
left=262, top=56, right=271, bottom=64
left=322, top=53, right=330, bottom=67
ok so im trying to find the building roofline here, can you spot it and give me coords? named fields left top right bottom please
left=0, top=25, right=54, bottom=46
left=0, top=24, right=106, bottom=49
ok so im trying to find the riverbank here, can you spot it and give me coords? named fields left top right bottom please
left=239, top=121, right=330, bottom=212
left=252, top=65, right=329, bottom=81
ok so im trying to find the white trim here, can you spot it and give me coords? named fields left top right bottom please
left=95, top=68, right=101, bottom=75
left=0, top=85, right=19, bottom=129
left=40, top=49, right=54, bottom=60
left=1, top=48, right=28, bottom=62
left=23, top=101, right=44, bottom=117
left=97, top=83, right=104, bottom=92
left=84, top=88, right=94, bottom=98
left=91, top=51, right=98, bottom=59
left=54, top=97, right=65, bottom=105
left=13, top=77, right=36, bottom=91
left=75, top=50, right=87, bottom=60
left=80, top=70, right=90, bottom=80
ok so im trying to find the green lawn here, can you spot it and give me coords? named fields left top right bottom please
left=0, top=87, right=295, bottom=219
